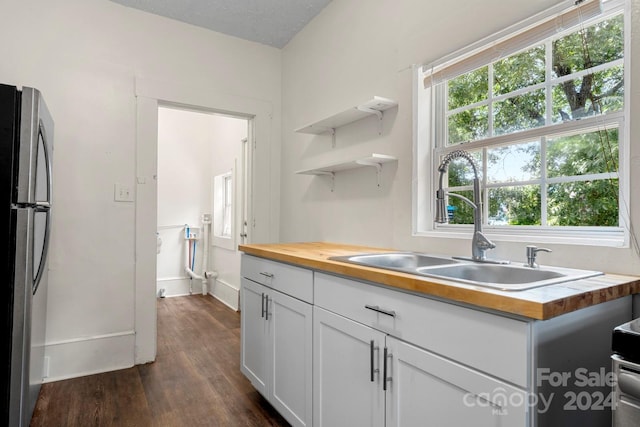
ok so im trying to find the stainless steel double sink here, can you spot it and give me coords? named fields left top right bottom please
left=329, top=252, right=602, bottom=291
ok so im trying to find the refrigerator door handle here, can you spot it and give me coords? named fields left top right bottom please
left=17, top=89, right=53, bottom=205
left=38, top=121, right=52, bottom=203
left=33, top=207, right=50, bottom=295
left=17, top=88, right=37, bottom=203
left=31, top=104, right=53, bottom=296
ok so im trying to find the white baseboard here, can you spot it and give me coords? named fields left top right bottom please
left=209, top=279, right=239, bottom=311
left=157, top=277, right=203, bottom=297
left=43, top=331, right=135, bottom=383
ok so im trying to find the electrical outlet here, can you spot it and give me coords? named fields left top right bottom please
left=114, top=183, right=134, bottom=202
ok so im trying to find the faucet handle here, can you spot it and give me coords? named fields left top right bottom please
left=476, top=231, right=496, bottom=249
left=526, top=245, right=552, bottom=268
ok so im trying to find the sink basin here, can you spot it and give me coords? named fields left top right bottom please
left=417, top=263, right=602, bottom=291
left=329, top=252, right=459, bottom=272
left=329, top=251, right=602, bottom=291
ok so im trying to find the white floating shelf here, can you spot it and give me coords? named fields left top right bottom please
left=296, top=154, right=397, bottom=175
left=295, top=97, right=398, bottom=142
left=296, top=154, right=397, bottom=190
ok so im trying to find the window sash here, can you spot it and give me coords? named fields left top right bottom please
left=222, top=175, right=233, bottom=237
left=439, top=11, right=625, bottom=146
left=445, top=58, right=624, bottom=117
left=213, top=170, right=234, bottom=242
left=435, top=117, right=623, bottom=230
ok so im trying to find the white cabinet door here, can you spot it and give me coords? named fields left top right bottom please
left=385, top=336, right=527, bottom=427
left=241, top=277, right=313, bottom=427
left=269, top=289, right=313, bottom=427
left=314, top=306, right=386, bottom=427
left=240, top=278, right=268, bottom=395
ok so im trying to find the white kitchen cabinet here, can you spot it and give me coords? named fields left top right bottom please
left=313, top=305, right=526, bottom=427
left=240, top=257, right=313, bottom=427
left=313, top=306, right=385, bottom=427
left=314, top=272, right=528, bottom=426
left=269, top=286, right=313, bottom=426
left=313, top=272, right=631, bottom=427
left=241, top=278, right=269, bottom=395
left=241, top=253, right=632, bottom=427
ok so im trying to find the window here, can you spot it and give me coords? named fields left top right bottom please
left=414, top=0, right=629, bottom=246
left=222, top=173, right=233, bottom=236
left=213, top=170, right=234, bottom=249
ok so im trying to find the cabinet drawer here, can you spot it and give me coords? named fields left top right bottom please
left=314, top=272, right=529, bottom=387
left=241, top=255, right=313, bottom=303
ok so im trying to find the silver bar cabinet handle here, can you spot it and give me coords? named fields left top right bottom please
left=261, top=293, right=266, bottom=318
left=383, top=347, right=389, bottom=391
left=365, top=304, right=396, bottom=318
left=265, top=296, right=270, bottom=321
left=259, top=272, right=274, bottom=278
left=370, top=340, right=380, bottom=382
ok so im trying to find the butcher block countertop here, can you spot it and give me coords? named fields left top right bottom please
left=239, top=242, right=640, bottom=320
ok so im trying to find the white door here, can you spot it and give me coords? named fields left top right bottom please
left=313, top=307, right=385, bottom=427
left=385, top=336, right=527, bottom=427
left=240, top=278, right=268, bottom=395
left=269, top=290, right=313, bottom=427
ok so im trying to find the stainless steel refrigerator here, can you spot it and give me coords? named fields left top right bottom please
left=0, top=84, right=53, bottom=426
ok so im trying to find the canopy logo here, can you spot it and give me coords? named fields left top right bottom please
left=463, top=368, right=616, bottom=415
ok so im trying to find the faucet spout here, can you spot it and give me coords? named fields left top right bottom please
left=435, top=150, right=504, bottom=263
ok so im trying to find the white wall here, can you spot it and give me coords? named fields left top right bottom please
left=281, top=0, right=640, bottom=276
left=0, top=0, right=281, bottom=381
left=158, top=107, right=215, bottom=231
left=157, top=107, right=212, bottom=297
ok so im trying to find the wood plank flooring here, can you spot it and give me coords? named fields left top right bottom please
left=30, top=295, right=290, bottom=427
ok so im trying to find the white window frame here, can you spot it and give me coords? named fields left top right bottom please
left=413, top=0, right=631, bottom=247
left=222, top=173, right=233, bottom=236
left=213, top=168, right=235, bottom=250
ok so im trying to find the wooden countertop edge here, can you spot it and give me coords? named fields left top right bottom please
left=239, top=243, right=640, bottom=320
left=540, top=277, right=640, bottom=319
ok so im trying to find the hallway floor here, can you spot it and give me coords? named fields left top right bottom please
left=30, top=295, right=290, bottom=426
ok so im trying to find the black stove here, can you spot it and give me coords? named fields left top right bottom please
left=612, top=318, right=640, bottom=364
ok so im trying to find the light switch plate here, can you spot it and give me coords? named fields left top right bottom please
left=114, top=183, right=134, bottom=202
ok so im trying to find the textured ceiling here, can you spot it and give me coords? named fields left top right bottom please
left=109, top=0, right=332, bottom=48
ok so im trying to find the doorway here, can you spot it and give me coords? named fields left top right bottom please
left=156, top=105, right=249, bottom=308
left=134, top=78, right=278, bottom=365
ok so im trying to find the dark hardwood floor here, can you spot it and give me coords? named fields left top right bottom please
left=30, top=295, right=290, bottom=427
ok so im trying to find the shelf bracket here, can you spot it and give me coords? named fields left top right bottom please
left=357, top=106, right=384, bottom=135
left=308, top=125, right=337, bottom=147
left=315, top=171, right=335, bottom=191
left=356, top=160, right=383, bottom=187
